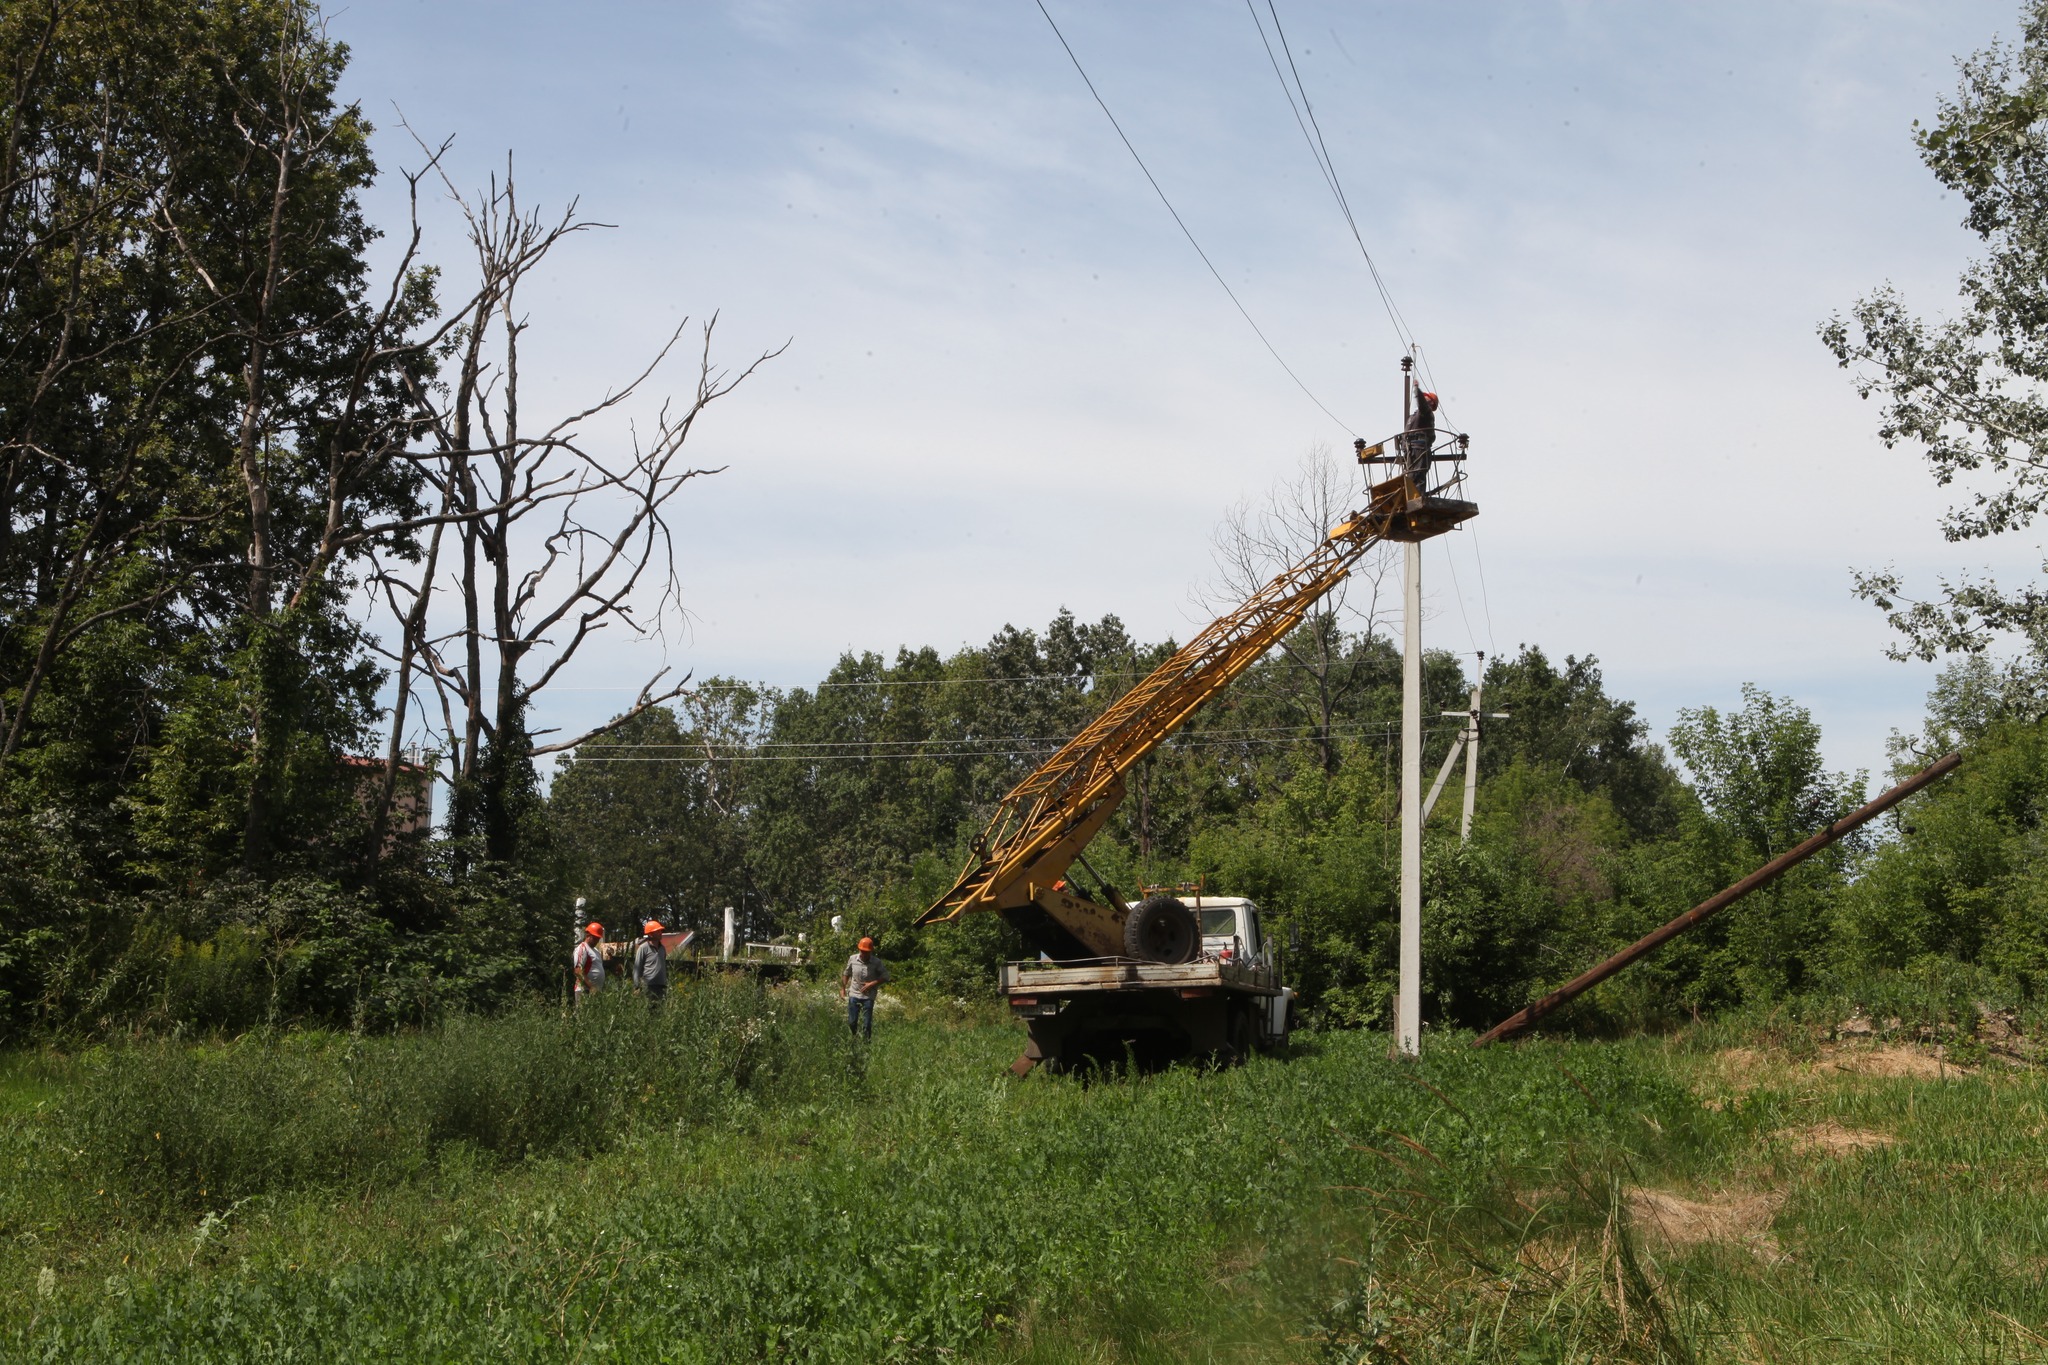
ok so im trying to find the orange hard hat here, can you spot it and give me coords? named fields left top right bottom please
left=583, top=922, right=602, bottom=938
left=643, top=920, right=664, bottom=936
left=858, top=937, right=874, bottom=951
left=1417, top=390, right=1439, bottom=410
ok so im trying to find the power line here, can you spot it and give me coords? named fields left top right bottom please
left=1436, top=537, right=1480, bottom=659
left=1243, top=7, right=1495, bottom=659
left=1032, top=0, right=1356, bottom=435
left=553, top=674, right=1160, bottom=693
left=1469, top=522, right=1499, bottom=659
left=586, top=718, right=1433, bottom=751
left=1245, top=0, right=1417, bottom=360
left=570, top=721, right=1467, bottom=764
left=556, top=658, right=1406, bottom=692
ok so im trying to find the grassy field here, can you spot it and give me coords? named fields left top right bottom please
left=2, top=984, right=2045, bottom=1363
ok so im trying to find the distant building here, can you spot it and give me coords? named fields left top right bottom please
left=341, top=754, right=434, bottom=845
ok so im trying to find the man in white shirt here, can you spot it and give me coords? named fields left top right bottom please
left=572, top=922, right=605, bottom=1003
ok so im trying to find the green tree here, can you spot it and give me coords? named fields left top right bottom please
left=549, top=685, right=767, bottom=938
left=1480, top=646, right=1685, bottom=840
left=0, top=0, right=437, bottom=875
left=1824, top=0, right=2048, bottom=659
left=1666, top=685, right=1864, bottom=1001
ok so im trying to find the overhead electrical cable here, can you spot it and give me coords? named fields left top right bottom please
left=1248, top=5, right=1503, bottom=666
left=1031, top=0, right=1356, bottom=435
left=1246, top=0, right=1419, bottom=361
left=1436, top=537, right=1480, bottom=659
left=556, top=674, right=1160, bottom=692
left=1469, top=523, right=1499, bottom=659
left=587, top=719, right=1427, bottom=751
left=571, top=721, right=1467, bottom=764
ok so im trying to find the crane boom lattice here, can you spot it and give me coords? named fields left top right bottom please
left=918, top=466, right=1475, bottom=954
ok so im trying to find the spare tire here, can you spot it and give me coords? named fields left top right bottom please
left=1123, top=895, right=1200, bottom=964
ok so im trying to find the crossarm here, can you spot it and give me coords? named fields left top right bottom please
left=917, top=475, right=1417, bottom=928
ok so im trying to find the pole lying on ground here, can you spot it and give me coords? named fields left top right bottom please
left=1472, top=749, right=1965, bottom=1047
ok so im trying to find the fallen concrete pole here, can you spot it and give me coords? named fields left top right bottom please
left=1472, top=749, right=1964, bottom=1047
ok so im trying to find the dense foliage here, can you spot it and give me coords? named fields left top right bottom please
left=0, top=0, right=754, bottom=1038
left=552, top=614, right=1928, bottom=1032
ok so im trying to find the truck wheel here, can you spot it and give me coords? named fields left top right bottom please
left=1227, top=1003, right=1255, bottom=1064
left=1124, top=895, right=1199, bottom=964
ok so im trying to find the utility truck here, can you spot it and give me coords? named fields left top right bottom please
left=1003, top=894, right=1295, bottom=1072
left=916, top=426, right=1476, bottom=1074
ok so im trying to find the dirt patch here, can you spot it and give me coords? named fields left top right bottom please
left=1626, top=1187, right=1786, bottom=1262
left=1777, top=1120, right=1896, bottom=1156
left=1824, top=1045, right=1958, bottom=1079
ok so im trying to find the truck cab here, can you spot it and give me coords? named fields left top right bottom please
left=1189, top=896, right=1292, bottom=1052
left=1194, top=897, right=1269, bottom=967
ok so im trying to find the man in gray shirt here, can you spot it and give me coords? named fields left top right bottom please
left=840, top=936, right=888, bottom=1040
left=634, top=920, right=670, bottom=1006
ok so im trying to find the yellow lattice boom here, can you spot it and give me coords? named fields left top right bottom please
left=917, top=470, right=1475, bottom=958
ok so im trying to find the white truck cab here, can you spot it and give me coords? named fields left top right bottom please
left=1192, top=897, right=1268, bottom=966
left=1186, top=896, right=1292, bottom=1050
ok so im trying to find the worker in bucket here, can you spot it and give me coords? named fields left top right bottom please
left=840, top=936, right=889, bottom=1040
left=572, top=921, right=606, bottom=1004
left=633, top=920, right=670, bottom=1007
left=1404, top=388, right=1439, bottom=485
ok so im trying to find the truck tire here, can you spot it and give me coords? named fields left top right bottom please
left=1226, top=1002, right=1255, bottom=1064
left=1124, top=895, right=1199, bottom=964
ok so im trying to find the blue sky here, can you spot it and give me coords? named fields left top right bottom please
left=329, top=0, right=2030, bottom=782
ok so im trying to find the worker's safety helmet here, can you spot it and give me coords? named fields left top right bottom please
left=583, top=922, right=602, bottom=938
left=858, top=936, right=875, bottom=952
left=643, top=920, right=664, bottom=936
left=1418, top=390, right=1439, bottom=410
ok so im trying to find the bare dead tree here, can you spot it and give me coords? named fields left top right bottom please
left=396, top=165, right=784, bottom=861
left=1201, top=443, right=1399, bottom=772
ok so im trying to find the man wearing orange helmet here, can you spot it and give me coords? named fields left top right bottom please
left=1404, top=388, right=1439, bottom=486
left=633, top=920, right=670, bottom=1006
left=839, top=936, right=889, bottom=1040
left=572, top=921, right=606, bottom=1004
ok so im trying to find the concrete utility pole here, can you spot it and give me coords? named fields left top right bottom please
left=1383, top=353, right=1480, bottom=1058
left=1399, top=538, right=1422, bottom=1057
left=1461, top=674, right=1483, bottom=842
left=1422, top=654, right=1510, bottom=842
left=1397, top=350, right=1423, bottom=1060
left=1456, top=659, right=1510, bottom=843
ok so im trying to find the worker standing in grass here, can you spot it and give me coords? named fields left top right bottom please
left=573, top=921, right=606, bottom=1004
left=634, top=920, right=670, bottom=1007
left=841, top=936, right=889, bottom=1040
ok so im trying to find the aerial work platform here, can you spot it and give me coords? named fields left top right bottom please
left=1340, top=434, right=1478, bottom=543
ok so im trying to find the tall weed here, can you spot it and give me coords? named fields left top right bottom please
left=60, top=977, right=841, bottom=1209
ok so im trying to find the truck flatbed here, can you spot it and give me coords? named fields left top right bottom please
left=998, top=899, right=1294, bottom=1072
left=1001, top=956, right=1282, bottom=997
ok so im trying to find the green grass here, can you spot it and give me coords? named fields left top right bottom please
left=1, top=989, right=2045, bottom=1362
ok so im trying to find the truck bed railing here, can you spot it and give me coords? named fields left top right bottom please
left=1001, top=957, right=1281, bottom=995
